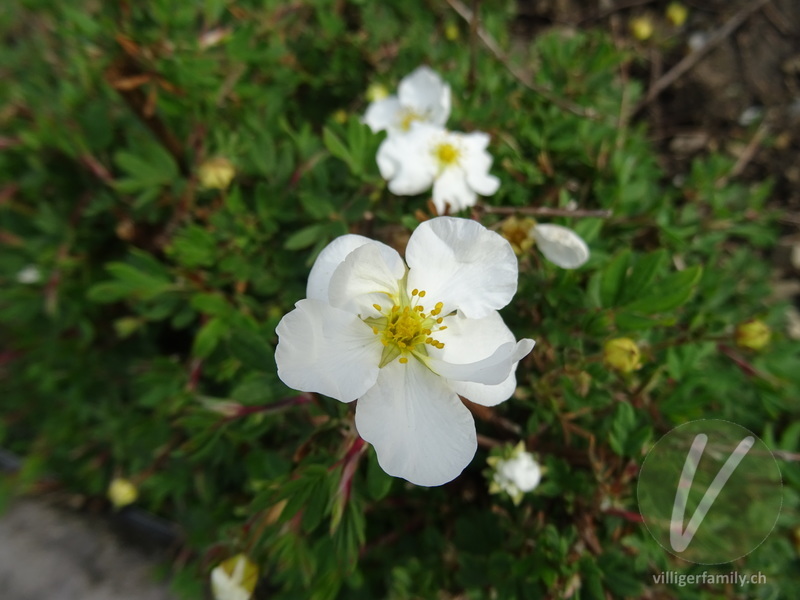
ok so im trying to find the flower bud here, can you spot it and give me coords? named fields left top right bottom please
left=211, top=554, right=259, bottom=600
left=16, top=265, right=41, bottom=284
left=735, top=319, right=771, bottom=351
left=630, top=16, right=654, bottom=41
left=444, top=22, right=459, bottom=41
left=332, top=109, right=348, bottom=124
left=604, top=338, right=642, bottom=373
left=198, top=157, right=236, bottom=191
left=487, top=441, right=542, bottom=505
left=107, top=478, right=138, bottom=509
left=366, top=83, right=389, bottom=103
left=666, top=2, right=688, bottom=27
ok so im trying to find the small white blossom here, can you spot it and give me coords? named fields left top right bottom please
left=275, top=217, right=534, bottom=486
left=16, top=265, right=41, bottom=284
left=377, top=122, right=500, bottom=214
left=363, top=66, right=451, bottom=136
left=211, top=554, right=258, bottom=600
left=488, top=441, right=542, bottom=505
left=531, top=223, right=590, bottom=269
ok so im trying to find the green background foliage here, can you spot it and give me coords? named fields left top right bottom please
left=1, top=0, right=797, bottom=598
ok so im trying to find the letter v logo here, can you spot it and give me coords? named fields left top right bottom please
left=669, top=433, right=755, bottom=552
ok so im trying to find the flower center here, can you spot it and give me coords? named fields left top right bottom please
left=366, top=288, right=450, bottom=367
left=398, top=108, right=423, bottom=131
left=433, top=142, right=461, bottom=167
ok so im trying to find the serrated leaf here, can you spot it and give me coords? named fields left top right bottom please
left=323, top=126, right=358, bottom=175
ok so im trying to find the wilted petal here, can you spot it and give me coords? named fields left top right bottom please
left=275, top=299, right=381, bottom=402
left=406, top=217, right=518, bottom=318
left=532, top=224, right=590, bottom=269
left=355, top=359, right=476, bottom=486
left=432, top=167, right=476, bottom=213
left=328, top=242, right=405, bottom=314
left=397, top=66, right=451, bottom=127
left=363, top=96, right=402, bottom=133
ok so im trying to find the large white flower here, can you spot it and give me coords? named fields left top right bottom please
left=377, top=122, right=500, bottom=214
left=363, top=66, right=451, bottom=136
left=275, top=217, right=534, bottom=487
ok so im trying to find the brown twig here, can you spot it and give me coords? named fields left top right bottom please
left=714, top=122, right=770, bottom=188
left=479, top=205, right=613, bottom=218
left=444, top=0, right=598, bottom=120
left=633, top=0, right=773, bottom=114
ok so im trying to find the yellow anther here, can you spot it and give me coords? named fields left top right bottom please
left=435, top=302, right=443, bottom=311
left=399, top=357, right=408, bottom=364
left=426, top=337, right=433, bottom=344
left=412, top=289, right=419, bottom=296
left=439, top=326, right=447, bottom=331
left=418, top=290, right=426, bottom=298
left=437, top=342, right=445, bottom=349
left=372, top=304, right=382, bottom=311
left=391, top=305, right=399, bottom=313
left=415, top=306, right=424, bottom=312
left=372, top=327, right=379, bottom=335
left=436, top=317, right=443, bottom=324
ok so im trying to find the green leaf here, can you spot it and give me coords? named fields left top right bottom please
left=608, top=402, right=635, bottom=456
left=192, top=317, right=228, bottom=358
left=620, top=249, right=667, bottom=303
left=284, top=224, right=325, bottom=251
left=366, top=449, right=393, bottom=501
left=624, top=265, right=702, bottom=314
left=227, top=328, right=272, bottom=371
left=322, top=126, right=358, bottom=175
left=599, top=249, right=631, bottom=307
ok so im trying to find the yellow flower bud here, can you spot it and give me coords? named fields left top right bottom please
left=500, top=216, right=537, bottom=256
left=366, top=83, right=389, bottom=103
left=198, top=157, right=236, bottom=191
left=444, top=22, right=459, bottom=41
left=666, top=2, right=688, bottom=27
left=211, top=554, right=259, bottom=600
left=332, top=109, right=348, bottom=124
left=107, top=478, right=138, bottom=509
left=735, top=319, right=771, bottom=351
left=603, top=338, right=642, bottom=373
left=630, top=16, right=654, bottom=41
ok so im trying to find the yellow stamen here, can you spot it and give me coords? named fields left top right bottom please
left=399, top=357, right=408, bottom=364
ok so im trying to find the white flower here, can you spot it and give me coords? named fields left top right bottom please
left=377, top=122, right=500, bottom=214
left=275, top=217, right=534, bottom=487
left=531, top=223, right=590, bottom=269
left=16, top=265, right=41, bottom=284
left=211, top=554, right=258, bottom=600
left=363, top=65, right=451, bottom=136
left=488, top=441, right=542, bottom=504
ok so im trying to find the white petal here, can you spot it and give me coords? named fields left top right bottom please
left=362, top=96, right=402, bottom=133
left=327, top=242, right=405, bottom=314
left=211, top=568, right=250, bottom=600
left=397, top=66, right=451, bottom=126
left=532, top=224, right=590, bottom=269
left=306, top=234, right=374, bottom=301
left=355, top=359, right=476, bottom=486
left=376, top=132, right=437, bottom=196
left=432, top=167, right=476, bottom=213
left=426, top=339, right=533, bottom=385
left=275, top=299, right=381, bottom=402
left=433, top=311, right=531, bottom=406
left=405, top=217, right=519, bottom=319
